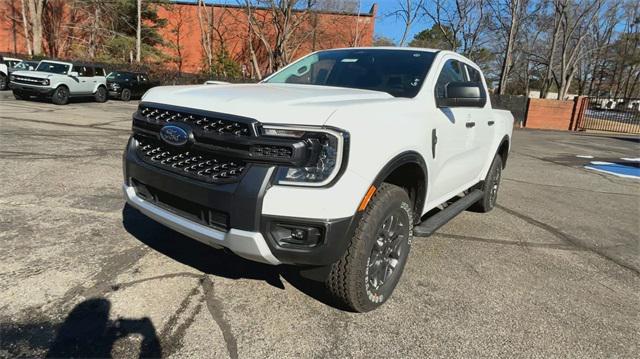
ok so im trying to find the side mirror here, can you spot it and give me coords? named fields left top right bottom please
left=69, top=71, right=79, bottom=77
left=437, top=82, right=486, bottom=108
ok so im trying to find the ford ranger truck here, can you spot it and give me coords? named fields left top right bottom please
left=123, top=48, right=514, bottom=312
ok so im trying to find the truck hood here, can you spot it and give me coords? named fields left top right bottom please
left=142, top=83, right=394, bottom=126
left=10, top=70, right=56, bottom=78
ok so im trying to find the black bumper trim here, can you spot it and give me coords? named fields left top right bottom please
left=261, top=215, right=357, bottom=266
left=10, top=83, right=54, bottom=96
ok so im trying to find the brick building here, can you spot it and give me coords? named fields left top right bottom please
left=0, top=1, right=377, bottom=75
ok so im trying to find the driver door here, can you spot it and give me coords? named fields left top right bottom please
left=428, top=59, right=479, bottom=204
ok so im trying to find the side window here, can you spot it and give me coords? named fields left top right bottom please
left=77, top=66, right=94, bottom=77
left=465, top=64, right=483, bottom=84
left=94, top=67, right=105, bottom=76
left=435, top=60, right=466, bottom=98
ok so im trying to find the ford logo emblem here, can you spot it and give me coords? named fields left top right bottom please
left=160, top=125, right=189, bottom=146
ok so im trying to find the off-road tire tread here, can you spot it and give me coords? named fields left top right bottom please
left=326, top=183, right=412, bottom=312
left=470, top=154, right=503, bottom=213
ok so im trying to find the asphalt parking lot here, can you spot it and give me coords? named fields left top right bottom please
left=1, top=92, right=639, bottom=358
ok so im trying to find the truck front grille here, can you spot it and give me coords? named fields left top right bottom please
left=12, top=75, right=45, bottom=85
left=136, top=136, right=246, bottom=183
left=139, top=105, right=251, bottom=137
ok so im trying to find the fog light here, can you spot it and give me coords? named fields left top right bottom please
left=271, top=224, right=323, bottom=247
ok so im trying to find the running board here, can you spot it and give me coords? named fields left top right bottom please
left=413, top=190, right=484, bottom=237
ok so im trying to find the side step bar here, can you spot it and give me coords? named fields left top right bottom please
left=413, top=190, right=484, bottom=237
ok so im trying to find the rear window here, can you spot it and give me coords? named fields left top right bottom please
left=107, top=72, right=134, bottom=81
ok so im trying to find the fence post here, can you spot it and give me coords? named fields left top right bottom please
left=569, top=96, right=586, bottom=131
left=523, top=97, right=531, bottom=128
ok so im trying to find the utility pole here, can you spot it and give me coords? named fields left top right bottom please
left=136, top=0, right=142, bottom=62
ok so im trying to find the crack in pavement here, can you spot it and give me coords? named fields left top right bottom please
left=496, top=204, right=639, bottom=276
left=158, top=284, right=204, bottom=357
left=435, top=233, right=586, bottom=252
left=201, top=275, right=238, bottom=359
left=1, top=116, right=130, bottom=134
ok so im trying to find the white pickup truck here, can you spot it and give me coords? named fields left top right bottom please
left=123, top=47, right=513, bottom=312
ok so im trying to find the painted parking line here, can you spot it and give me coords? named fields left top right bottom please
left=585, top=161, right=640, bottom=179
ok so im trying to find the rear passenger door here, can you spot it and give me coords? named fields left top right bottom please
left=463, top=63, right=495, bottom=180
left=428, top=59, right=478, bottom=203
left=76, top=66, right=95, bottom=94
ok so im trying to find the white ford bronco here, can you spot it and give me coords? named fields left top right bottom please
left=9, top=60, right=108, bottom=105
left=123, top=48, right=513, bottom=312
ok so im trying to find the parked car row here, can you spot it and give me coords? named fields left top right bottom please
left=1, top=55, right=157, bottom=105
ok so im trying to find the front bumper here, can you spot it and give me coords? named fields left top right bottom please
left=9, top=83, right=54, bottom=96
left=124, top=184, right=281, bottom=264
left=123, top=137, right=359, bottom=266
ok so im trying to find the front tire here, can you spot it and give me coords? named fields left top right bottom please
left=470, top=154, right=503, bottom=213
left=51, top=86, right=69, bottom=105
left=120, top=88, right=132, bottom=101
left=13, top=90, right=24, bottom=100
left=94, top=86, right=107, bottom=103
left=326, top=183, right=413, bottom=312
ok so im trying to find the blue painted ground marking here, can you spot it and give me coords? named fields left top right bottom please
left=584, top=161, right=640, bottom=179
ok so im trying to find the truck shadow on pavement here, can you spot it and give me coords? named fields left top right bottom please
left=121, top=204, right=349, bottom=311
left=46, top=298, right=162, bottom=358
left=1, top=298, right=162, bottom=358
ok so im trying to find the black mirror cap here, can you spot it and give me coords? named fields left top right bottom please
left=437, top=81, right=487, bottom=108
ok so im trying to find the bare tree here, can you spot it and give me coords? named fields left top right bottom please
left=244, top=0, right=318, bottom=74
left=489, top=0, right=529, bottom=94
left=389, top=0, right=425, bottom=46
left=197, top=0, right=214, bottom=69
left=423, top=0, right=487, bottom=59
left=136, top=0, right=142, bottom=62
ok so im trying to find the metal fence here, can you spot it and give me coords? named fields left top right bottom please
left=578, top=97, right=640, bottom=134
left=490, top=94, right=527, bottom=126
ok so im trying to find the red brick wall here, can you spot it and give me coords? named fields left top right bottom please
left=0, top=1, right=376, bottom=75
left=525, top=98, right=578, bottom=131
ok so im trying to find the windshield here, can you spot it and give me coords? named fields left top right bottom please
left=36, top=61, right=70, bottom=75
left=107, top=72, right=133, bottom=81
left=264, top=49, right=437, bottom=98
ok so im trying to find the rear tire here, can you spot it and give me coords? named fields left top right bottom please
left=51, top=86, right=69, bottom=105
left=470, top=154, right=503, bottom=213
left=326, top=183, right=413, bottom=312
left=94, top=86, right=107, bottom=103
left=120, top=88, right=131, bottom=101
left=0, top=73, right=7, bottom=90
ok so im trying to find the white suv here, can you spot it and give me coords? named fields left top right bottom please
left=123, top=47, right=514, bottom=312
left=9, top=60, right=108, bottom=105
left=0, top=55, right=22, bottom=90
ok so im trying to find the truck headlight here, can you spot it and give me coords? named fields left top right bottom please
left=111, top=83, right=120, bottom=90
left=263, top=125, right=348, bottom=187
left=10, top=75, right=16, bottom=81
left=40, top=79, right=49, bottom=86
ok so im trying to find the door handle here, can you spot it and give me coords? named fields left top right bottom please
left=466, top=122, right=476, bottom=128
left=488, top=121, right=495, bottom=126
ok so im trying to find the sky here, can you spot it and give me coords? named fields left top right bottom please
left=359, top=0, right=432, bottom=44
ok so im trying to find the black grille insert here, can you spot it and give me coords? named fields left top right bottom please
left=132, top=179, right=229, bottom=231
left=135, top=136, right=246, bottom=183
left=139, top=105, right=251, bottom=137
